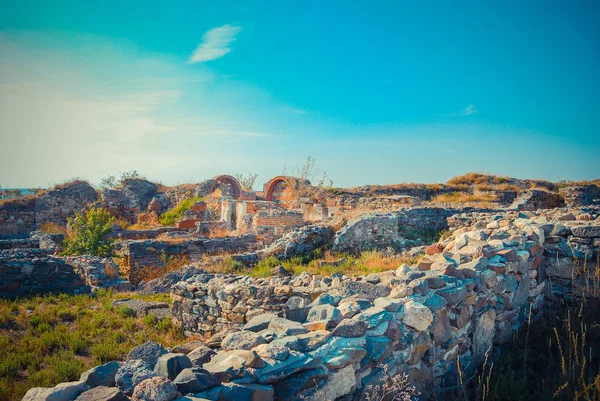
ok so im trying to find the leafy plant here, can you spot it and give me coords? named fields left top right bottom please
left=120, top=170, right=141, bottom=181
left=159, top=196, right=202, bottom=226
left=98, top=176, right=117, bottom=191
left=62, top=207, right=115, bottom=256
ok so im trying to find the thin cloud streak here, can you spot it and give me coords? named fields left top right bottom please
left=189, top=24, right=242, bottom=63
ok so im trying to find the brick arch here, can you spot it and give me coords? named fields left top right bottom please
left=264, top=176, right=294, bottom=201
left=209, top=175, right=243, bottom=199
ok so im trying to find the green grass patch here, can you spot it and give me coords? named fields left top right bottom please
left=0, top=290, right=185, bottom=401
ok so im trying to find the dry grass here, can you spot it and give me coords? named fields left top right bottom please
left=447, top=172, right=510, bottom=186
left=39, top=222, right=67, bottom=235
left=430, top=192, right=497, bottom=204
left=133, top=254, right=191, bottom=282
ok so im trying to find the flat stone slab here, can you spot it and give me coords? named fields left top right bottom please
left=570, top=224, right=600, bottom=238
left=112, top=299, right=169, bottom=317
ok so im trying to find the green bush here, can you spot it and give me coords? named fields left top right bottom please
left=159, top=197, right=202, bottom=226
left=62, top=207, right=115, bottom=256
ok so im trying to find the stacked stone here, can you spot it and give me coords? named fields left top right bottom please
left=171, top=273, right=320, bottom=337
left=332, top=207, right=462, bottom=253
left=233, top=224, right=334, bottom=263
left=164, top=215, right=558, bottom=400
left=0, top=250, right=88, bottom=299
left=21, top=212, right=600, bottom=401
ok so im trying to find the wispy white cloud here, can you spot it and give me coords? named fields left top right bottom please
left=189, top=24, right=242, bottom=63
left=455, top=104, right=478, bottom=116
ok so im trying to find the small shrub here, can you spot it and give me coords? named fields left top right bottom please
left=159, top=197, right=202, bottom=226
left=233, top=173, right=259, bottom=190
left=62, top=207, right=115, bottom=256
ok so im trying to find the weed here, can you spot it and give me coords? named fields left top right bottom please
left=159, top=197, right=203, bottom=226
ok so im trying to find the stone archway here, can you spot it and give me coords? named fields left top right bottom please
left=264, top=176, right=297, bottom=201
left=209, top=175, right=243, bottom=199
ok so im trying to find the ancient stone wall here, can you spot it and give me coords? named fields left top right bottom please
left=332, top=207, right=459, bottom=253
left=116, top=235, right=260, bottom=284
left=0, top=250, right=125, bottom=299
left=0, top=238, right=39, bottom=250
left=559, top=184, right=600, bottom=207
left=169, top=214, right=599, bottom=400
left=0, top=181, right=97, bottom=239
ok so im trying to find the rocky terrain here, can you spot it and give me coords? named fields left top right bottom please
left=1, top=173, right=599, bottom=401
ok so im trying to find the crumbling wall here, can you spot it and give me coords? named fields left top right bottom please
left=333, top=207, right=458, bottom=253
left=170, top=214, right=557, bottom=399
left=559, top=185, right=600, bottom=206
left=0, top=250, right=124, bottom=299
left=0, top=181, right=97, bottom=239
left=117, top=235, right=260, bottom=284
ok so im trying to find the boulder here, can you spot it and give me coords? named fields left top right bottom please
left=154, top=353, right=193, bottom=381
left=131, top=376, right=178, bottom=401
left=221, top=331, right=267, bottom=351
left=332, top=319, right=368, bottom=338
left=337, top=281, right=391, bottom=301
left=187, top=346, right=216, bottom=367
left=127, top=341, right=167, bottom=369
left=296, top=331, right=332, bottom=352
left=203, top=350, right=264, bottom=382
left=436, top=285, right=467, bottom=306
left=268, top=318, right=309, bottom=336
left=253, top=343, right=290, bottom=361
left=373, top=297, right=403, bottom=312
left=247, top=351, right=321, bottom=384
left=338, top=301, right=361, bottom=319
left=196, top=383, right=274, bottom=401
left=80, top=361, right=120, bottom=388
left=243, top=313, right=279, bottom=332
left=354, top=307, right=391, bottom=329
left=570, top=224, right=600, bottom=238
left=272, top=365, right=328, bottom=401
left=402, top=301, right=433, bottom=332
left=116, top=360, right=156, bottom=395
left=75, top=387, right=127, bottom=401
left=23, top=382, right=90, bottom=401
left=173, top=367, right=220, bottom=394
left=306, top=304, right=342, bottom=325
left=313, top=365, right=356, bottom=401
left=171, top=341, right=206, bottom=355
left=323, top=346, right=367, bottom=369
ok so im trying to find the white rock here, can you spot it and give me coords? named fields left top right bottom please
left=402, top=301, right=433, bottom=332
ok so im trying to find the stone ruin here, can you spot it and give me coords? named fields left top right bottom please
left=2, top=173, right=600, bottom=400
left=19, top=208, right=600, bottom=401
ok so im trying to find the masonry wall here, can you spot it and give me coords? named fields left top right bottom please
left=117, top=235, right=260, bottom=284
left=0, top=181, right=97, bottom=239
left=0, top=250, right=123, bottom=299
left=332, top=207, right=461, bottom=253
left=170, top=214, right=599, bottom=400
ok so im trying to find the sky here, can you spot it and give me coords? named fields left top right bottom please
left=0, top=0, right=599, bottom=189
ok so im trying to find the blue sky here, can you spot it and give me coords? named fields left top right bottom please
left=0, top=1, right=598, bottom=189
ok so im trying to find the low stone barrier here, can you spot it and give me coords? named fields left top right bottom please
left=166, top=214, right=574, bottom=399
left=20, top=212, right=600, bottom=401
left=0, top=250, right=129, bottom=299
left=116, top=235, right=260, bottom=284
